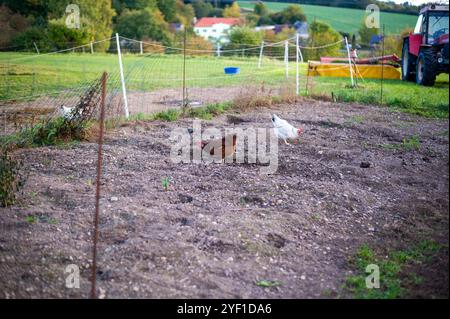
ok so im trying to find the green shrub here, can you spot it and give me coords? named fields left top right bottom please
left=1, top=117, right=91, bottom=149
left=152, top=109, right=180, bottom=121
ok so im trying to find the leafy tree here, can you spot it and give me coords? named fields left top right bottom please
left=270, top=5, right=306, bottom=25
left=173, top=33, right=213, bottom=55
left=257, top=15, right=273, bottom=26
left=263, top=27, right=296, bottom=56
left=156, top=0, right=176, bottom=22
left=207, top=7, right=223, bottom=17
left=12, top=22, right=90, bottom=51
left=223, top=2, right=240, bottom=18
left=0, top=0, right=50, bottom=20
left=306, top=20, right=342, bottom=60
left=225, top=26, right=262, bottom=54
left=41, top=0, right=115, bottom=51
left=358, top=19, right=379, bottom=46
left=12, top=27, right=52, bottom=51
left=112, top=0, right=157, bottom=15
left=174, top=0, right=195, bottom=26
left=8, top=0, right=114, bottom=51
left=46, top=21, right=91, bottom=48
left=0, top=5, right=28, bottom=47
left=192, top=0, right=213, bottom=19
left=115, top=7, right=171, bottom=44
left=254, top=2, right=268, bottom=17
left=245, top=13, right=260, bottom=27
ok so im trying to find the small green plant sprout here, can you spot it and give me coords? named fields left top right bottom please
left=380, top=135, right=421, bottom=151
left=161, top=177, right=170, bottom=191
left=256, top=280, right=281, bottom=288
left=25, top=215, right=38, bottom=224
left=401, top=135, right=421, bottom=151
left=25, top=214, right=57, bottom=224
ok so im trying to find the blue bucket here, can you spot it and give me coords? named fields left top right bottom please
left=224, top=67, right=240, bottom=75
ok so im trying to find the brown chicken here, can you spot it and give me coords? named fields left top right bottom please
left=200, top=133, right=237, bottom=162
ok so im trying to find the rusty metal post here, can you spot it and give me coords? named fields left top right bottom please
left=306, top=61, right=310, bottom=95
left=182, top=26, right=187, bottom=110
left=90, top=71, right=107, bottom=299
left=380, top=24, right=385, bottom=105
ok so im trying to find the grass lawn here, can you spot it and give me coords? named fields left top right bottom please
left=309, top=75, right=449, bottom=119
left=238, top=1, right=417, bottom=35
left=0, top=52, right=448, bottom=119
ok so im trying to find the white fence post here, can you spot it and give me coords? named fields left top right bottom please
left=345, top=37, right=354, bottom=88
left=90, top=42, right=94, bottom=54
left=297, top=44, right=304, bottom=63
left=140, top=41, right=143, bottom=55
left=116, top=33, right=129, bottom=119
left=258, top=41, right=264, bottom=68
left=284, top=40, right=289, bottom=79
left=216, top=43, right=221, bottom=57
left=296, top=34, right=299, bottom=96
left=33, top=42, right=40, bottom=54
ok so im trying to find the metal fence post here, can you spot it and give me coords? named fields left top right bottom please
left=91, top=71, right=107, bottom=299
left=296, top=34, right=299, bottom=95
left=258, top=41, right=264, bottom=68
left=284, top=40, right=289, bottom=79
left=380, top=24, right=385, bottom=105
left=345, top=37, right=354, bottom=87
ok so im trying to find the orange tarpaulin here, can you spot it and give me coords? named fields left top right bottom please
left=308, top=61, right=401, bottom=80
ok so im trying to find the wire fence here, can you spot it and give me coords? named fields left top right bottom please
left=1, top=32, right=396, bottom=138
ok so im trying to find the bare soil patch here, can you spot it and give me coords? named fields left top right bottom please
left=0, top=100, right=448, bottom=298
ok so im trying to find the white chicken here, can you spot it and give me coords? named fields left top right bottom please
left=59, top=105, right=82, bottom=120
left=271, top=114, right=302, bottom=145
left=59, top=105, right=74, bottom=120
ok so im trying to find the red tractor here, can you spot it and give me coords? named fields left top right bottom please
left=402, top=5, right=449, bottom=86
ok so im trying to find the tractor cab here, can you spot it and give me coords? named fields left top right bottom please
left=402, top=5, right=449, bottom=86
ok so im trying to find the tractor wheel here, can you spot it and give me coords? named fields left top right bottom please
left=416, top=48, right=437, bottom=86
left=401, top=39, right=415, bottom=82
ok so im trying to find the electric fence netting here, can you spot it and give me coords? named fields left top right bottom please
left=0, top=33, right=354, bottom=138
left=118, top=35, right=293, bottom=116
left=0, top=37, right=125, bottom=138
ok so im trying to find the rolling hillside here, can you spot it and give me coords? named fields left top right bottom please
left=238, top=0, right=417, bottom=35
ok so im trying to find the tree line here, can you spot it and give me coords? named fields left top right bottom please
left=0, top=0, right=411, bottom=58
left=0, top=0, right=240, bottom=52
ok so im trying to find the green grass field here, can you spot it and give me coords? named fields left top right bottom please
left=0, top=52, right=448, bottom=119
left=238, top=1, right=417, bottom=35
left=0, top=52, right=290, bottom=100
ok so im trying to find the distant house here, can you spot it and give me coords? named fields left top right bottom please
left=194, top=17, right=241, bottom=44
